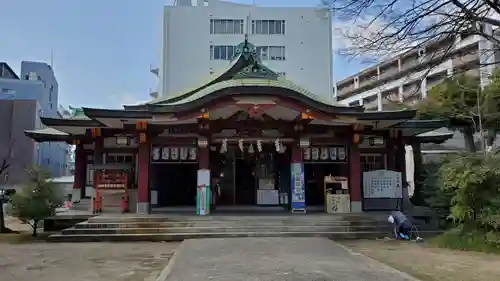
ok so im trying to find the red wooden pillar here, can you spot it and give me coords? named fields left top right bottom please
left=137, top=142, right=150, bottom=214
left=72, top=143, right=86, bottom=202
left=291, top=144, right=302, bottom=163
left=198, top=146, right=209, bottom=170
left=92, top=137, right=103, bottom=210
left=349, top=141, right=362, bottom=212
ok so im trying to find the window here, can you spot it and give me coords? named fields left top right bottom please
left=349, top=100, right=361, bottom=106
left=256, top=46, right=286, bottom=61
left=210, top=19, right=244, bottom=34
left=361, top=154, right=386, bottom=172
left=49, top=85, right=53, bottom=101
left=252, top=20, right=285, bottom=35
left=276, top=72, right=286, bottom=78
left=210, top=45, right=237, bottom=60
left=105, top=154, right=134, bottom=164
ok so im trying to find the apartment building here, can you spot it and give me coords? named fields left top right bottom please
left=335, top=26, right=500, bottom=152
left=152, top=0, right=334, bottom=101
left=0, top=61, right=69, bottom=186
left=336, top=31, right=500, bottom=111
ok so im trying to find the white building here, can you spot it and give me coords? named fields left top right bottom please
left=335, top=26, right=500, bottom=153
left=153, top=0, right=334, bottom=101
left=336, top=29, right=499, bottom=110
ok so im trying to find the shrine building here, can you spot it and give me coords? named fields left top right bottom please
left=25, top=38, right=450, bottom=214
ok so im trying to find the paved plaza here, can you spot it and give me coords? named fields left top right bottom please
left=0, top=242, right=179, bottom=281
left=164, top=237, right=418, bottom=281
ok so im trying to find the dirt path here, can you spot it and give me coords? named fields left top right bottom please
left=0, top=242, right=179, bottom=281
left=343, top=239, right=500, bottom=281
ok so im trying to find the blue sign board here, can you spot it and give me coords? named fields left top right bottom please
left=290, top=163, right=306, bottom=211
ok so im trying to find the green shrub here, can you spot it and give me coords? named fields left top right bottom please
left=8, top=167, right=62, bottom=237
left=439, top=153, right=500, bottom=230
left=420, top=161, right=453, bottom=215
left=431, top=227, right=500, bottom=253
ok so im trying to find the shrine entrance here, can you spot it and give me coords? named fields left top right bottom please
left=210, top=142, right=288, bottom=207
left=235, top=157, right=257, bottom=205
left=150, top=146, right=199, bottom=207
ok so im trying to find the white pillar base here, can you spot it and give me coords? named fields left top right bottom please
left=136, top=202, right=150, bottom=214
left=350, top=201, right=363, bottom=212
left=71, top=189, right=81, bottom=203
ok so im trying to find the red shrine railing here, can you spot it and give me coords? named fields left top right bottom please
left=93, top=170, right=129, bottom=213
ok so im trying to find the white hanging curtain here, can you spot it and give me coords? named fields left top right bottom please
left=405, top=145, right=415, bottom=197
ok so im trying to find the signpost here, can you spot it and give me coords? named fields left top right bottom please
left=290, top=163, right=306, bottom=213
left=196, top=169, right=211, bottom=216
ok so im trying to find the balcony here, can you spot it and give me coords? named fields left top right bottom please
left=150, top=65, right=159, bottom=76
left=402, top=84, right=420, bottom=99
left=150, top=91, right=159, bottom=99
left=378, top=67, right=399, bottom=81
left=358, top=76, right=378, bottom=89
left=452, top=53, right=479, bottom=68
left=336, top=83, right=355, bottom=98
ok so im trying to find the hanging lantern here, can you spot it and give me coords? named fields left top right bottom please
left=198, top=112, right=209, bottom=119
left=91, top=128, right=101, bottom=137
left=248, top=143, right=255, bottom=154
left=139, top=132, right=147, bottom=144
left=136, top=121, right=147, bottom=131
left=353, top=133, right=360, bottom=144
left=197, top=138, right=208, bottom=148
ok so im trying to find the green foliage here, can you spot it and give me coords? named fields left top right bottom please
left=420, top=162, right=453, bottom=214
left=8, top=166, right=62, bottom=237
left=415, top=71, right=500, bottom=151
left=416, top=74, right=480, bottom=123
left=439, top=153, right=500, bottom=230
left=431, top=227, right=500, bottom=253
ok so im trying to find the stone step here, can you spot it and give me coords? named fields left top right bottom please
left=48, top=230, right=443, bottom=243
left=75, top=220, right=387, bottom=229
left=86, top=214, right=388, bottom=224
left=62, top=225, right=392, bottom=235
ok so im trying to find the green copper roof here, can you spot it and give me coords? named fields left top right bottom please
left=68, top=106, right=91, bottom=120
left=25, top=127, right=68, bottom=136
left=157, top=78, right=334, bottom=106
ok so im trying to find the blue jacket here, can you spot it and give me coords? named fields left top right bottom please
left=390, top=211, right=409, bottom=226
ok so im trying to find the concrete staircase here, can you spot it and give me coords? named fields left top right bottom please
left=47, top=213, right=442, bottom=242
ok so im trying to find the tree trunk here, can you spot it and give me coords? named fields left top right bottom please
left=462, top=128, right=477, bottom=152
left=486, top=128, right=497, bottom=148
left=32, top=219, right=38, bottom=237
left=0, top=201, right=5, bottom=233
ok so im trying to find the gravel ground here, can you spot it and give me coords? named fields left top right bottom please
left=343, top=239, right=500, bottom=281
left=0, top=242, right=179, bottom=281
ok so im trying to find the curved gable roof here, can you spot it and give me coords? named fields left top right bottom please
left=125, top=36, right=347, bottom=111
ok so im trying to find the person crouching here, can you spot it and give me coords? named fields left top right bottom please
left=388, top=210, right=412, bottom=240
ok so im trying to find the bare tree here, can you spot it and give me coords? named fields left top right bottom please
left=0, top=139, right=15, bottom=180
left=325, top=0, right=499, bottom=60
left=0, top=139, right=14, bottom=233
